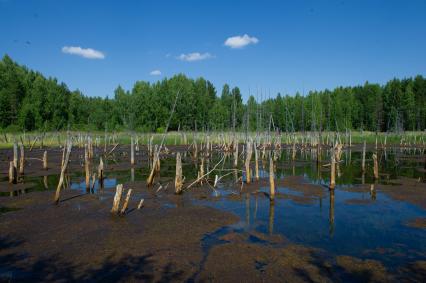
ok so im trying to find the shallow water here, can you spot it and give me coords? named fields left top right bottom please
left=2, top=146, right=426, bottom=273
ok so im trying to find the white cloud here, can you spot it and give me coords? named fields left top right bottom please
left=62, top=46, right=105, bottom=59
left=224, top=34, right=259, bottom=49
left=150, top=70, right=161, bottom=76
left=177, top=52, right=213, bottom=62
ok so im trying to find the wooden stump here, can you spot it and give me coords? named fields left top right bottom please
left=98, top=157, right=104, bottom=181
left=372, top=153, right=379, bottom=179
left=19, top=143, right=25, bottom=175
left=269, top=157, right=275, bottom=201
left=85, top=146, right=90, bottom=191
left=120, top=188, right=132, bottom=215
left=254, top=143, right=259, bottom=181
left=54, top=142, right=72, bottom=204
left=130, top=136, right=135, bottom=165
left=43, top=150, right=48, bottom=170
left=361, top=140, right=366, bottom=172
left=9, top=161, right=17, bottom=184
left=329, top=149, right=336, bottom=190
left=111, top=184, right=124, bottom=214
left=175, top=152, right=183, bottom=194
left=245, top=141, right=252, bottom=184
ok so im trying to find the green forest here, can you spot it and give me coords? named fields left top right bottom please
left=1, top=54, right=425, bottom=133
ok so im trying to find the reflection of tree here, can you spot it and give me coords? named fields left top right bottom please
left=269, top=200, right=275, bottom=235
left=329, top=190, right=335, bottom=237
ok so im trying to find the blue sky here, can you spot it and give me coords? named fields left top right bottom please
left=1, top=0, right=425, bottom=100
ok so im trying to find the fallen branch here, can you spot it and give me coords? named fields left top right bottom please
left=185, top=155, right=225, bottom=190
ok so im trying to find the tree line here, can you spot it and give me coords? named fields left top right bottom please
left=1, top=54, right=425, bottom=132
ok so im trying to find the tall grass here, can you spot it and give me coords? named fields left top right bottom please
left=0, top=130, right=425, bottom=149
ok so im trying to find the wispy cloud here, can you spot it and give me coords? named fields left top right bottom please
left=224, top=34, right=259, bottom=49
left=62, top=46, right=105, bottom=59
left=150, top=70, right=161, bottom=76
left=177, top=52, right=213, bottom=62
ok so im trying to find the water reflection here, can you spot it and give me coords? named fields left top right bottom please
left=268, top=200, right=275, bottom=235
left=329, top=189, right=335, bottom=237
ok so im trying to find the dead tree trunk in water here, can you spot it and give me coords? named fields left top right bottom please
left=245, top=141, right=252, bottom=184
left=43, top=150, right=48, bottom=170
left=269, top=157, right=275, bottom=201
left=372, top=153, right=379, bottom=179
left=111, top=184, right=123, bottom=214
left=85, top=146, right=90, bottom=191
left=175, top=152, right=183, bottom=194
left=329, top=149, right=336, bottom=190
left=9, top=161, right=17, bottom=184
left=361, top=140, right=366, bottom=173
left=130, top=135, right=135, bottom=165
left=19, top=143, right=25, bottom=175
left=120, top=188, right=132, bottom=215
left=54, top=142, right=72, bottom=204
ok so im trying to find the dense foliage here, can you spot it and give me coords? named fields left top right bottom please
left=1, top=55, right=425, bottom=132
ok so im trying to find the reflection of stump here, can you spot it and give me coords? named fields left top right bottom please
left=329, top=190, right=335, bottom=236
left=43, top=175, right=48, bottom=189
left=269, top=200, right=275, bottom=235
